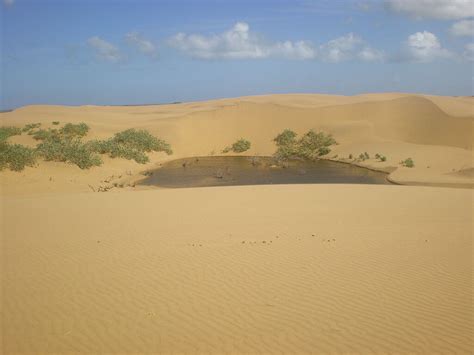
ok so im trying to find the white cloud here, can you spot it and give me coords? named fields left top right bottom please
left=405, top=31, right=452, bottom=62
left=125, top=32, right=158, bottom=58
left=450, top=20, right=474, bottom=36
left=168, top=22, right=317, bottom=60
left=87, top=36, right=121, bottom=63
left=358, top=46, right=386, bottom=61
left=463, top=43, right=474, bottom=60
left=386, top=0, right=474, bottom=20
left=168, top=22, right=383, bottom=63
left=3, top=0, right=15, bottom=6
left=321, top=33, right=362, bottom=62
left=320, top=33, right=385, bottom=62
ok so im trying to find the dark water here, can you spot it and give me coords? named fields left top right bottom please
left=139, top=156, right=392, bottom=188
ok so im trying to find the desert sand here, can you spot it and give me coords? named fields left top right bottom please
left=1, top=93, right=473, bottom=353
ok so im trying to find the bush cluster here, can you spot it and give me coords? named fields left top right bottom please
left=22, top=123, right=41, bottom=133
left=0, top=141, right=37, bottom=171
left=87, top=129, right=172, bottom=164
left=0, top=123, right=173, bottom=171
left=223, top=138, right=251, bottom=153
left=401, top=158, right=414, bottom=168
left=0, top=126, right=22, bottom=142
left=273, top=129, right=336, bottom=160
left=33, top=123, right=101, bottom=169
left=375, top=153, right=387, bottom=162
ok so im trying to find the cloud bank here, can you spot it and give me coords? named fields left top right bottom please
left=168, top=22, right=383, bottom=62
left=125, top=32, right=158, bottom=59
left=386, top=0, right=474, bottom=20
left=87, top=36, right=121, bottom=63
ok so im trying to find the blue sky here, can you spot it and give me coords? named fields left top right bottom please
left=1, top=0, right=473, bottom=109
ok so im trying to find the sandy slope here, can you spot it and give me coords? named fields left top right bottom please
left=2, top=185, right=473, bottom=353
left=0, top=93, right=473, bottom=194
left=1, top=93, right=473, bottom=353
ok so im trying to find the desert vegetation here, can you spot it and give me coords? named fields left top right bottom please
left=0, top=123, right=172, bottom=171
left=401, top=158, right=414, bottom=168
left=223, top=138, right=251, bottom=153
left=273, top=129, right=336, bottom=160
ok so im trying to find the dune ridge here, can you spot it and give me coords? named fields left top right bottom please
left=1, top=93, right=473, bottom=195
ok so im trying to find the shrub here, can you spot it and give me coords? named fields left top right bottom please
left=298, top=130, right=336, bottom=159
left=59, top=123, right=89, bottom=138
left=52, top=121, right=60, bottom=125
left=112, top=129, right=172, bottom=154
left=375, top=153, right=387, bottom=162
left=0, top=126, right=22, bottom=142
left=223, top=138, right=251, bottom=153
left=36, top=138, right=102, bottom=169
left=401, top=158, right=414, bottom=168
left=349, top=154, right=353, bottom=159
left=22, top=123, right=42, bottom=133
left=364, top=152, right=370, bottom=160
left=87, top=129, right=172, bottom=164
left=32, top=128, right=60, bottom=141
left=273, top=129, right=336, bottom=160
left=0, top=141, right=37, bottom=171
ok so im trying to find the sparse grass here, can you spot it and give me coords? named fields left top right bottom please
left=22, top=123, right=41, bottom=133
left=273, top=129, right=336, bottom=160
left=401, top=158, right=414, bottom=168
left=0, top=126, right=22, bottom=142
left=223, top=138, right=251, bottom=153
left=60, top=122, right=89, bottom=138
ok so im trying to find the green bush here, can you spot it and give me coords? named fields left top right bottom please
left=223, top=138, right=251, bottom=153
left=87, top=129, right=172, bottom=164
left=22, top=123, right=41, bottom=133
left=59, top=123, right=89, bottom=138
left=401, top=158, right=414, bottom=168
left=1, top=123, right=172, bottom=170
left=32, top=128, right=59, bottom=141
left=375, top=153, right=387, bottom=162
left=298, top=131, right=336, bottom=159
left=36, top=138, right=102, bottom=169
left=273, top=129, right=336, bottom=160
left=112, top=129, right=172, bottom=154
left=0, top=141, right=37, bottom=171
left=0, top=126, right=22, bottom=142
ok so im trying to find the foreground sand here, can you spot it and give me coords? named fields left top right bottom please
left=2, top=185, right=473, bottom=353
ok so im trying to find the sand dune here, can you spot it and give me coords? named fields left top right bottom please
left=1, top=93, right=473, bottom=194
left=2, top=185, right=473, bottom=353
left=1, top=93, right=473, bottom=353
